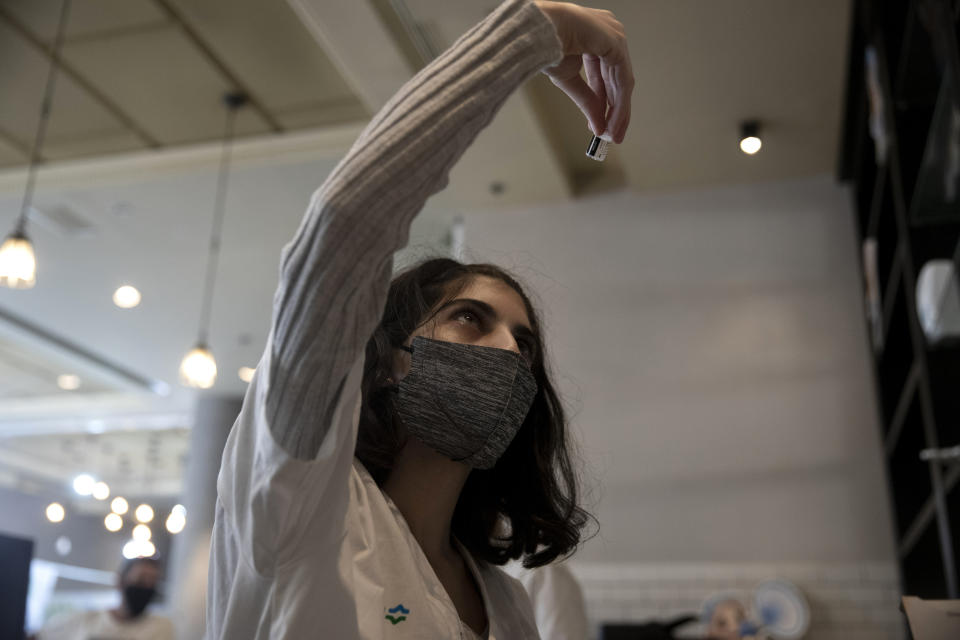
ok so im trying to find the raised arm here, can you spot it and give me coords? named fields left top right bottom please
left=264, top=0, right=559, bottom=459
left=264, top=0, right=633, bottom=459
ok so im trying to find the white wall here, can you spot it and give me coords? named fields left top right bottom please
left=459, top=174, right=896, bottom=565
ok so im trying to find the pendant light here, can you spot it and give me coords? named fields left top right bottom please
left=0, top=0, right=72, bottom=289
left=179, top=92, right=247, bottom=388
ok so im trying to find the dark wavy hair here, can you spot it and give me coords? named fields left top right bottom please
left=356, top=257, right=592, bottom=568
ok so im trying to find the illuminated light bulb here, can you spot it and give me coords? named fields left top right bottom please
left=166, top=512, right=186, bottom=534
left=57, top=374, right=80, bottom=390
left=171, top=504, right=186, bottom=517
left=238, top=366, right=255, bottom=383
left=104, top=512, right=123, bottom=532
left=113, top=285, right=141, bottom=309
left=73, top=474, right=95, bottom=496
left=740, top=136, right=762, bottom=154
left=135, top=504, right=154, bottom=523
left=0, top=232, right=37, bottom=289
left=739, top=120, right=762, bottom=155
left=142, top=540, right=156, bottom=557
left=132, top=523, right=152, bottom=542
left=122, top=540, right=139, bottom=559
left=180, top=344, right=217, bottom=388
left=46, top=502, right=65, bottom=523
left=92, top=481, right=110, bottom=500
left=111, top=496, right=129, bottom=515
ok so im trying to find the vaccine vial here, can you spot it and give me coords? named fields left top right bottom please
left=585, top=135, right=609, bottom=161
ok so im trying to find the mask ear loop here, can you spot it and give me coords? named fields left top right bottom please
left=387, top=344, right=415, bottom=393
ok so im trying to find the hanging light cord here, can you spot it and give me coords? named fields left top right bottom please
left=196, top=95, right=245, bottom=345
left=16, top=0, right=72, bottom=234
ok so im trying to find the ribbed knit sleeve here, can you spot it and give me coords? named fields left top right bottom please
left=263, top=0, right=563, bottom=459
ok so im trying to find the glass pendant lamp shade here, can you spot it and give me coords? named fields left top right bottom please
left=3, top=0, right=72, bottom=290
left=180, top=343, right=217, bottom=388
left=179, top=92, right=246, bottom=388
left=0, top=231, right=37, bottom=289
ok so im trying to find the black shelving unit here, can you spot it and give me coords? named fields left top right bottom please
left=840, top=0, right=960, bottom=599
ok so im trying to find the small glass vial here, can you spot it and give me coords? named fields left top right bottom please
left=585, top=135, right=609, bottom=162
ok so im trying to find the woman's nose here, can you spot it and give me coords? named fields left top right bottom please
left=485, top=325, right=520, bottom=354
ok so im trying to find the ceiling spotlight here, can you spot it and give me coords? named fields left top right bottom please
left=57, top=374, right=80, bottom=391
left=122, top=539, right=155, bottom=559
left=104, top=512, right=123, bottom=532
left=46, top=502, right=65, bottom=523
left=171, top=504, right=186, bottom=517
left=135, top=503, right=154, bottom=523
left=111, top=496, right=129, bottom=515
left=238, top=366, right=255, bottom=383
left=92, top=481, right=110, bottom=500
left=739, top=120, right=762, bottom=155
left=113, top=285, right=142, bottom=309
left=166, top=512, right=186, bottom=534
left=132, top=523, right=152, bottom=542
left=72, top=473, right=95, bottom=496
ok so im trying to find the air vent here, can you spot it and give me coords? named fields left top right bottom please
left=28, top=204, right=96, bottom=237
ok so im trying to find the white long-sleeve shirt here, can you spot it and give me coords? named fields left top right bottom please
left=205, top=2, right=563, bottom=638
left=504, top=563, right=589, bottom=640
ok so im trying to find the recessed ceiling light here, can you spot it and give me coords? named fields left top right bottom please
left=739, top=120, right=762, bottom=155
left=92, top=481, right=110, bottom=500
left=46, top=502, right=65, bottom=523
left=238, top=366, right=255, bottom=383
left=113, top=285, right=141, bottom=309
left=111, top=496, right=129, bottom=515
left=104, top=513, right=123, bottom=532
left=135, top=503, right=154, bottom=523
left=72, top=473, right=95, bottom=496
left=58, top=374, right=80, bottom=390
left=132, top=523, right=152, bottom=542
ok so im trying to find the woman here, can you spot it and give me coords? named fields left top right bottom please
left=207, top=1, right=633, bottom=638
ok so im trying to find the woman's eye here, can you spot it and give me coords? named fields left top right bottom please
left=455, top=311, right=479, bottom=326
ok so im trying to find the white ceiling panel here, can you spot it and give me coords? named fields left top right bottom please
left=0, top=0, right=166, bottom=43
left=0, top=21, right=133, bottom=157
left=166, top=0, right=364, bottom=117
left=63, top=25, right=274, bottom=144
left=0, top=135, right=27, bottom=167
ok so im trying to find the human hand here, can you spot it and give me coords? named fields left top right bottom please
left=535, top=1, right=634, bottom=143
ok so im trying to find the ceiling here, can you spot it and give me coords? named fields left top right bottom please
left=0, top=0, right=853, bottom=498
left=0, top=0, right=366, bottom=165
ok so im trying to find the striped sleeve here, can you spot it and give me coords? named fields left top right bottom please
left=263, top=0, right=563, bottom=459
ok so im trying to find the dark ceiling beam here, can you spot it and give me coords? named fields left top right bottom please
left=150, top=0, right=284, bottom=133
left=0, top=4, right=162, bottom=150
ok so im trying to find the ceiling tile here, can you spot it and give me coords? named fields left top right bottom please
left=0, top=21, right=139, bottom=162
left=165, top=0, right=362, bottom=116
left=63, top=25, right=273, bottom=145
left=1, top=0, right=166, bottom=43
left=0, top=136, right=27, bottom=168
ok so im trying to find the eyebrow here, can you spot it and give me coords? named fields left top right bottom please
left=436, top=297, right=535, bottom=338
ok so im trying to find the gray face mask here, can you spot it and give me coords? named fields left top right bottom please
left=393, top=336, right=538, bottom=469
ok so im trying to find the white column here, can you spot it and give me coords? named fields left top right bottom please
left=166, top=395, right=242, bottom=640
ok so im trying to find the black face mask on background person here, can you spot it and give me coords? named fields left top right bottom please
left=393, top=336, right=538, bottom=469
left=123, top=585, right=156, bottom=617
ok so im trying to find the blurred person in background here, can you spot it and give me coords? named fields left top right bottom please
left=32, top=557, right=173, bottom=640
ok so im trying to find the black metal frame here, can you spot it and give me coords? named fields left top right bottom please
left=841, top=0, right=960, bottom=600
